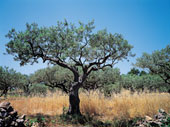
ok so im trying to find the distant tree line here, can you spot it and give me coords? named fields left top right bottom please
left=0, top=63, right=169, bottom=97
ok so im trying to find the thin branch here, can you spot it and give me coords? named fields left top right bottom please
left=88, top=54, right=112, bottom=68
left=70, top=57, right=82, bottom=66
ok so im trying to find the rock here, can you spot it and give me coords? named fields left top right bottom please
left=11, top=121, right=16, bottom=126
left=136, top=109, right=170, bottom=127
left=156, top=113, right=166, bottom=120
left=0, top=108, right=7, bottom=112
left=16, top=118, right=24, bottom=123
left=7, top=105, right=14, bottom=112
left=0, top=111, right=8, bottom=118
left=159, top=109, right=166, bottom=114
left=145, top=115, right=152, bottom=121
left=139, top=124, right=145, bottom=127
left=19, top=114, right=26, bottom=120
left=9, top=110, right=18, bottom=118
left=0, top=102, right=10, bottom=109
left=0, top=118, right=4, bottom=123
left=4, top=116, right=13, bottom=124
left=15, top=122, right=18, bottom=126
left=149, top=121, right=160, bottom=127
left=31, top=122, right=39, bottom=127
left=0, top=102, right=26, bottom=127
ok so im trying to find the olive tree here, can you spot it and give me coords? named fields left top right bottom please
left=84, top=67, right=121, bottom=94
left=127, top=68, right=140, bottom=75
left=30, top=65, right=72, bottom=93
left=0, top=66, right=15, bottom=97
left=127, top=68, right=147, bottom=76
left=135, top=45, right=170, bottom=85
left=5, top=20, right=133, bottom=115
left=19, top=74, right=31, bottom=95
left=0, top=66, right=25, bottom=97
left=121, top=74, right=166, bottom=92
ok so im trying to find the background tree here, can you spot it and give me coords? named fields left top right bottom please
left=135, top=45, right=170, bottom=85
left=84, top=67, right=121, bottom=95
left=127, top=68, right=147, bottom=76
left=5, top=20, right=133, bottom=115
left=18, top=74, right=32, bottom=96
left=29, top=83, right=48, bottom=96
left=120, top=74, right=167, bottom=92
left=30, top=65, right=72, bottom=93
left=139, top=70, right=147, bottom=76
left=0, top=66, right=24, bottom=97
left=127, top=68, right=140, bottom=75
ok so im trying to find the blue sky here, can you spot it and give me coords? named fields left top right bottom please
left=0, top=0, right=170, bottom=75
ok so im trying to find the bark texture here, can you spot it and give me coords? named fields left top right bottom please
left=67, top=82, right=81, bottom=115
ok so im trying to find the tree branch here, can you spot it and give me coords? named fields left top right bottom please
left=45, top=81, right=69, bottom=94
left=45, top=71, right=69, bottom=93
left=88, top=54, right=112, bottom=68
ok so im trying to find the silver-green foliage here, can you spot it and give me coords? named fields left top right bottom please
left=121, top=74, right=169, bottom=92
left=0, top=66, right=27, bottom=96
left=135, top=45, right=170, bottom=85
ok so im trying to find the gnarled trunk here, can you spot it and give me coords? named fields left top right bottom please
left=67, top=82, right=81, bottom=115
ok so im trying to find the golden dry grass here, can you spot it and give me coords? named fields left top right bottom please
left=2, top=90, right=170, bottom=120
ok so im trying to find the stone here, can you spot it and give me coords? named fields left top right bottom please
left=7, top=105, right=14, bottom=112
left=0, top=111, right=8, bottom=118
left=0, top=118, right=4, bottom=123
left=11, top=121, right=16, bottom=126
left=9, top=111, right=18, bottom=118
left=19, top=115, right=26, bottom=120
left=16, top=118, right=24, bottom=123
left=0, top=102, right=26, bottom=127
left=31, top=122, right=39, bottom=127
left=149, top=121, right=160, bottom=127
left=0, top=108, right=7, bottom=112
left=159, top=109, right=166, bottom=114
left=139, top=124, right=145, bottom=127
left=4, top=116, right=13, bottom=125
left=145, top=115, right=152, bottom=121
left=136, top=109, right=170, bottom=127
left=15, top=122, right=18, bottom=126
left=0, top=102, right=10, bottom=109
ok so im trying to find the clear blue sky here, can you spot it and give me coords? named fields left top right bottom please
left=0, top=0, right=170, bottom=75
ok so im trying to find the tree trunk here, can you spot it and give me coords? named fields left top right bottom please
left=0, top=87, right=8, bottom=98
left=67, top=82, right=81, bottom=115
left=23, top=84, right=30, bottom=96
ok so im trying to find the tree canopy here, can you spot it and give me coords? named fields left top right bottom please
left=6, top=20, right=133, bottom=80
left=135, top=45, right=170, bottom=85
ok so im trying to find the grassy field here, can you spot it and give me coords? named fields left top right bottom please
left=1, top=90, right=170, bottom=126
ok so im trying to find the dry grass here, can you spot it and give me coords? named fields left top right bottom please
left=80, top=90, right=170, bottom=119
left=2, top=90, right=170, bottom=120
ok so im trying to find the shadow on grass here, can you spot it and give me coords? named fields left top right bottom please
left=26, top=113, right=139, bottom=127
left=59, top=113, right=139, bottom=127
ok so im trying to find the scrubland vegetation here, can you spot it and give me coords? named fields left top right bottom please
left=1, top=20, right=169, bottom=126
